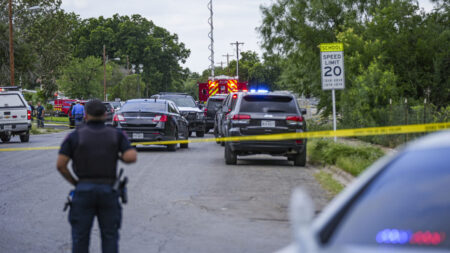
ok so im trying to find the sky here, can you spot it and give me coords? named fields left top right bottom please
left=61, top=0, right=435, bottom=74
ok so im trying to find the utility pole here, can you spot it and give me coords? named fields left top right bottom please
left=218, top=61, right=225, bottom=69
left=208, top=0, right=214, bottom=79
left=8, top=0, right=14, bottom=86
left=230, top=41, right=244, bottom=78
left=222, top=53, right=232, bottom=66
left=103, top=45, right=106, bottom=101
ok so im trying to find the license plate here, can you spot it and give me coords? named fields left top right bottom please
left=4, top=125, right=12, bottom=130
left=132, top=133, right=144, bottom=139
left=261, top=120, right=275, bottom=128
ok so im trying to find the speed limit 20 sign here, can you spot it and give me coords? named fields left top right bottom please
left=320, top=43, right=345, bottom=90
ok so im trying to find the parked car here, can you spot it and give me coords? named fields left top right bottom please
left=204, top=94, right=227, bottom=133
left=221, top=91, right=307, bottom=165
left=0, top=87, right=31, bottom=142
left=113, top=99, right=189, bottom=151
left=151, top=93, right=205, bottom=137
left=279, top=130, right=450, bottom=253
left=102, top=102, right=116, bottom=125
left=214, top=93, right=238, bottom=145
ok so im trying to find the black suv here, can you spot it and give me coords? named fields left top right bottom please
left=150, top=93, right=206, bottom=137
left=205, top=94, right=227, bottom=133
left=221, top=92, right=307, bottom=166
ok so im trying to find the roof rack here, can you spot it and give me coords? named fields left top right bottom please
left=158, top=92, right=189, bottom=95
left=0, top=86, right=21, bottom=92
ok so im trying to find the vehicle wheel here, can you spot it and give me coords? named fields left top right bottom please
left=224, top=143, right=237, bottom=165
left=293, top=150, right=307, bottom=167
left=221, top=138, right=225, bottom=147
left=167, top=130, right=178, bottom=151
left=214, top=127, right=221, bottom=144
left=188, top=131, right=192, bottom=137
left=0, top=134, right=11, bottom=143
left=20, top=132, right=30, bottom=143
left=196, top=131, right=205, bottom=137
left=180, top=141, right=189, bottom=149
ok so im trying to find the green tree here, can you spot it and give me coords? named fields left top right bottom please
left=110, top=74, right=145, bottom=101
left=57, top=56, right=103, bottom=99
left=71, top=14, right=190, bottom=94
left=259, top=0, right=449, bottom=126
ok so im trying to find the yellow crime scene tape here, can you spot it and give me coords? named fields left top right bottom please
left=0, top=122, right=449, bottom=152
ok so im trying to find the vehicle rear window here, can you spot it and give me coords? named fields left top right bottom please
left=239, top=95, right=297, bottom=113
left=207, top=98, right=224, bottom=110
left=122, top=102, right=166, bottom=112
left=103, top=103, right=113, bottom=110
left=161, top=96, right=196, bottom=107
left=0, top=94, right=25, bottom=108
left=329, top=147, right=450, bottom=248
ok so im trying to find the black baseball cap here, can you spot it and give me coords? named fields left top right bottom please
left=85, top=99, right=106, bottom=117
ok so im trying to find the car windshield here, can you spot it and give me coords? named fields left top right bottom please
left=207, top=98, right=225, bottom=110
left=0, top=94, right=25, bottom=108
left=162, top=96, right=196, bottom=107
left=121, top=102, right=167, bottom=112
left=240, top=95, right=297, bottom=113
left=329, top=147, right=450, bottom=248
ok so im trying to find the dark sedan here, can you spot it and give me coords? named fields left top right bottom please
left=113, top=99, right=189, bottom=151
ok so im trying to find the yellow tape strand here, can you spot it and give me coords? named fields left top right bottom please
left=1, top=122, right=449, bottom=152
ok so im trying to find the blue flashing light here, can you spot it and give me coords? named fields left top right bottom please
left=376, top=229, right=412, bottom=245
left=249, top=89, right=269, bottom=93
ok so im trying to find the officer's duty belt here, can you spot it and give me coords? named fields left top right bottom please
left=78, top=178, right=115, bottom=185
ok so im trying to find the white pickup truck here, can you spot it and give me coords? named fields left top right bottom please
left=0, top=88, right=31, bottom=143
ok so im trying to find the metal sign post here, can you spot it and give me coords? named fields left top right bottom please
left=320, top=43, right=345, bottom=142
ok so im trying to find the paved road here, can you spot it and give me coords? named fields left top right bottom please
left=0, top=131, right=329, bottom=253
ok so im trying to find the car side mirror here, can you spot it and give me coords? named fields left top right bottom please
left=300, top=108, right=307, bottom=115
left=289, top=188, right=319, bottom=252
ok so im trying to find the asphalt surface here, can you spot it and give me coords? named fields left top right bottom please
left=0, top=131, right=329, bottom=253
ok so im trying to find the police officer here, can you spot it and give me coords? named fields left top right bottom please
left=56, top=99, right=137, bottom=253
left=72, top=100, right=85, bottom=127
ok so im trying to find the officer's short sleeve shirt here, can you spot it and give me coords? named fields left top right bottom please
left=59, top=125, right=133, bottom=158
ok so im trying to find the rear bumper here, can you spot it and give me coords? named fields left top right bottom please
left=0, top=123, right=30, bottom=133
left=118, top=126, right=175, bottom=143
left=229, top=140, right=305, bottom=155
left=227, top=127, right=306, bottom=155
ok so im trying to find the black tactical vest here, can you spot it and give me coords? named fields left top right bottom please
left=73, top=124, right=119, bottom=180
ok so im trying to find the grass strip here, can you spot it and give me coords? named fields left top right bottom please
left=308, top=138, right=385, bottom=177
left=30, top=124, right=67, bottom=135
left=314, top=171, right=344, bottom=197
left=44, top=116, right=69, bottom=123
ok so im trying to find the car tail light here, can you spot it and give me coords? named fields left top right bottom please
left=295, top=140, right=303, bottom=144
left=204, top=108, right=208, bottom=117
left=232, top=94, right=237, bottom=99
left=286, top=116, right=303, bottom=125
left=113, top=114, right=125, bottom=122
left=153, top=115, right=168, bottom=122
left=27, top=110, right=31, bottom=120
left=231, top=114, right=251, bottom=124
